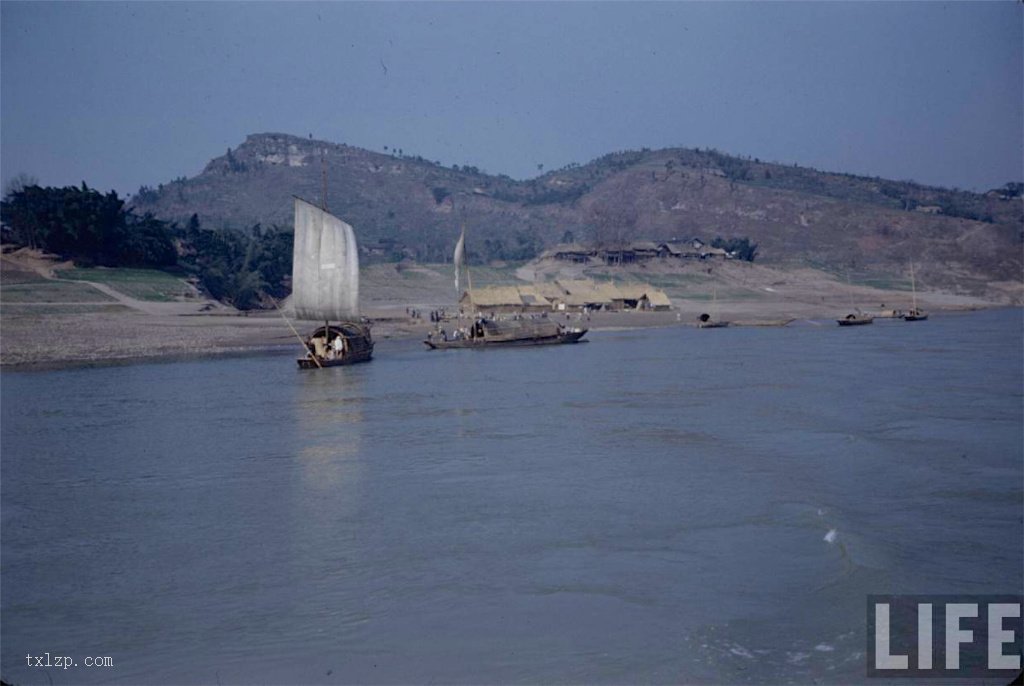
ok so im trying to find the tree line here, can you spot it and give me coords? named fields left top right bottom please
left=1, top=183, right=292, bottom=310
left=1, top=183, right=177, bottom=267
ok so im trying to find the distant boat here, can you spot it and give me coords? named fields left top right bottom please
left=837, top=313, right=874, bottom=326
left=291, top=196, right=373, bottom=369
left=698, top=286, right=729, bottom=328
left=425, top=317, right=587, bottom=349
left=903, top=262, right=928, bottom=322
left=838, top=271, right=873, bottom=326
left=697, top=314, right=730, bottom=329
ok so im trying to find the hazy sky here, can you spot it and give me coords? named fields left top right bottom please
left=2, top=1, right=1021, bottom=197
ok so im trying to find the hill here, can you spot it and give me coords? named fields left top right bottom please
left=130, top=133, right=1022, bottom=300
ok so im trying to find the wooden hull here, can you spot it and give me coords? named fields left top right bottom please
left=296, top=322, right=374, bottom=369
left=297, top=349, right=373, bottom=369
left=837, top=317, right=874, bottom=326
left=425, top=329, right=587, bottom=350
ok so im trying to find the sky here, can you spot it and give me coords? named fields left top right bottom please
left=2, top=1, right=1021, bottom=197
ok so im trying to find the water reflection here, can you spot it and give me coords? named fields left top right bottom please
left=293, top=366, right=366, bottom=492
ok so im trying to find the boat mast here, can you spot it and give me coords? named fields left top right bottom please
left=320, top=147, right=329, bottom=212
left=910, top=262, right=918, bottom=312
left=846, top=270, right=858, bottom=314
left=321, top=147, right=330, bottom=336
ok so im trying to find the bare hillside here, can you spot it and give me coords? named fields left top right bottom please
left=130, top=133, right=1022, bottom=299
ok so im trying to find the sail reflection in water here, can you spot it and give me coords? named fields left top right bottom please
left=293, top=368, right=366, bottom=492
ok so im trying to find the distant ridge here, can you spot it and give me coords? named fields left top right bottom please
left=130, top=132, right=1022, bottom=298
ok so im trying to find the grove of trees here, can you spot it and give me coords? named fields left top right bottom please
left=1, top=183, right=293, bottom=309
left=1, top=183, right=176, bottom=267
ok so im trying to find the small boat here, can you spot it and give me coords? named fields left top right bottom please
left=697, top=313, right=730, bottom=329
left=698, top=286, right=729, bottom=328
left=837, top=313, right=874, bottom=326
left=296, top=322, right=373, bottom=369
left=837, top=272, right=873, bottom=326
left=291, top=196, right=373, bottom=368
left=425, top=317, right=587, bottom=349
left=902, top=263, right=928, bottom=322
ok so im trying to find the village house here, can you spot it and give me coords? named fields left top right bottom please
left=549, top=243, right=593, bottom=264
left=629, top=241, right=661, bottom=261
left=700, top=245, right=729, bottom=259
left=546, top=237, right=734, bottom=265
left=601, top=247, right=636, bottom=266
left=657, top=241, right=703, bottom=259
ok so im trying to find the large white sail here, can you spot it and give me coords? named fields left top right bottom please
left=453, top=227, right=465, bottom=294
left=292, top=197, right=360, bottom=321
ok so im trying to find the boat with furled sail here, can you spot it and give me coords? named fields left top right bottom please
left=837, top=271, right=873, bottom=326
left=697, top=286, right=729, bottom=328
left=291, top=196, right=373, bottom=369
left=903, top=262, right=928, bottom=322
left=425, top=225, right=587, bottom=349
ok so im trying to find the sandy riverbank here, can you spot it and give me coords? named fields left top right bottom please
left=1, top=299, right=1005, bottom=371
left=0, top=250, right=1010, bottom=370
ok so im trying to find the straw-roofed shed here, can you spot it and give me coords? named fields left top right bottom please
left=459, top=286, right=553, bottom=313
left=457, top=280, right=671, bottom=313
left=645, top=290, right=672, bottom=310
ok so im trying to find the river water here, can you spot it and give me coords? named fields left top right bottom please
left=2, top=309, right=1021, bottom=685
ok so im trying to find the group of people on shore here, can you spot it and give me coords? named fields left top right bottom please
left=407, top=308, right=449, bottom=323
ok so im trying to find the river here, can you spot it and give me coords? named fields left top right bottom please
left=2, top=309, right=1021, bottom=684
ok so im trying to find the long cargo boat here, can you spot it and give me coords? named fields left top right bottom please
left=425, top=318, right=587, bottom=349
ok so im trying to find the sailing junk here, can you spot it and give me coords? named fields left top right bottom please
left=292, top=197, right=373, bottom=368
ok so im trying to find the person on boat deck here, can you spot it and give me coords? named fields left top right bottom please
left=312, top=337, right=327, bottom=359
left=331, top=335, right=344, bottom=358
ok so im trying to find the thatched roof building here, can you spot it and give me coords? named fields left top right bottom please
left=457, top=280, right=672, bottom=313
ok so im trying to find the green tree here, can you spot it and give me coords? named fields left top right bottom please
left=0, top=183, right=175, bottom=267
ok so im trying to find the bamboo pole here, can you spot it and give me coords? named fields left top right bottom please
left=910, top=262, right=918, bottom=312
left=269, top=295, right=322, bottom=369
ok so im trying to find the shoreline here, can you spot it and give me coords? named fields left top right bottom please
left=1, top=303, right=1012, bottom=373
left=3, top=248, right=1015, bottom=371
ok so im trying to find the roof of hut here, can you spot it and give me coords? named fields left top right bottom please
left=646, top=290, right=673, bottom=307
